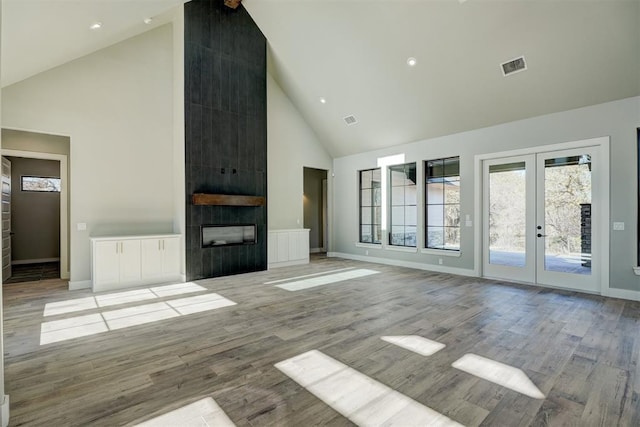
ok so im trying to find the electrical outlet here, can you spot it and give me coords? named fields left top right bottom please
left=77, top=223, right=87, bottom=231
left=438, top=258, right=443, bottom=265
left=365, top=250, right=369, bottom=255
left=613, top=222, right=625, bottom=231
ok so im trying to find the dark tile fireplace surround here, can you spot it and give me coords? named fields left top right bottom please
left=184, top=0, right=267, bottom=281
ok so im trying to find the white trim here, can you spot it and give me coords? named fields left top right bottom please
left=420, top=248, right=461, bottom=257
left=328, top=251, right=476, bottom=277
left=355, top=242, right=383, bottom=249
left=474, top=136, right=610, bottom=296
left=12, top=258, right=59, bottom=265
left=2, top=149, right=69, bottom=280
left=0, top=395, right=9, bottom=427
left=602, top=287, right=640, bottom=302
left=385, top=245, right=418, bottom=253
left=268, top=259, right=310, bottom=269
left=68, top=280, right=91, bottom=290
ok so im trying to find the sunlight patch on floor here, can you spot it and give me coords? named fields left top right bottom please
left=275, top=269, right=380, bottom=291
left=40, top=293, right=235, bottom=345
left=167, top=293, right=237, bottom=315
left=103, top=302, right=180, bottom=330
left=452, top=353, right=545, bottom=399
left=40, top=314, right=108, bottom=345
left=275, top=350, right=464, bottom=426
left=381, top=335, right=446, bottom=356
left=43, top=282, right=207, bottom=316
left=264, top=267, right=356, bottom=285
left=134, top=397, right=235, bottom=427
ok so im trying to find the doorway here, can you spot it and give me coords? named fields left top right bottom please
left=482, top=143, right=603, bottom=293
left=303, top=167, right=328, bottom=253
left=2, top=156, right=63, bottom=284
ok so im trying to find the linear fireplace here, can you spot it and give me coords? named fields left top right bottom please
left=201, top=224, right=256, bottom=248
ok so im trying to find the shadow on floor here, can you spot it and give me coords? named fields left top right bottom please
left=4, top=262, right=60, bottom=284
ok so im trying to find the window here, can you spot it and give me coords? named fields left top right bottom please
left=21, top=176, right=61, bottom=193
left=359, top=168, right=382, bottom=244
left=425, top=157, right=460, bottom=251
left=389, top=163, right=417, bottom=247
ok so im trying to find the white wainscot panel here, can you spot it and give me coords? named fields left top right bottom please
left=268, top=229, right=310, bottom=269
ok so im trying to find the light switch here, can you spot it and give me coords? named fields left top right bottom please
left=613, top=222, right=625, bottom=231
left=77, top=223, right=87, bottom=231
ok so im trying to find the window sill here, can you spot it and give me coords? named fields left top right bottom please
left=421, top=248, right=461, bottom=257
left=385, top=245, right=418, bottom=253
left=355, top=242, right=382, bottom=249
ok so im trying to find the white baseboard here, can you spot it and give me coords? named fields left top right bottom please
left=268, top=258, right=310, bottom=269
left=68, top=280, right=91, bottom=290
left=61, top=271, right=70, bottom=280
left=12, top=258, right=59, bottom=265
left=327, top=252, right=477, bottom=277
left=602, top=287, right=640, bottom=302
left=1, top=394, right=9, bottom=427
left=327, top=252, right=640, bottom=303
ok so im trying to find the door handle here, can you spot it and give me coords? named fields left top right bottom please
left=537, top=233, right=547, bottom=238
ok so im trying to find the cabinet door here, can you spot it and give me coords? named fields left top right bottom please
left=119, top=240, right=142, bottom=283
left=276, top=233, right=289, bottom=262
left=161, top=237, right=180, bottom=276
left=290, top=231, right=309, bottom=261
left=141, top=239, right=163, bottom=280
left=94, top=241, right=120, bottom=287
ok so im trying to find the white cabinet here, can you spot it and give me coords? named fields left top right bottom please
left=141, top=237, right=180, bottom=280
left=93, top=239, right=141, bottom=290
left=268, top=229, right=309, bottom=268
left=92, top=234, right=182, bottom=292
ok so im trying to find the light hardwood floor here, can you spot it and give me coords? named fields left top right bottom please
left=3, top=256, right=639, bottom=426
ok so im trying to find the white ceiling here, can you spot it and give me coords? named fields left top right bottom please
left=244, top=0, right=640, bottom=157
left=2, top=1, right=639, bottom=158
left=1, top=0, right=187, bottom=88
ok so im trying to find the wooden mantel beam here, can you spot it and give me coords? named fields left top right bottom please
left=192, top=193, right=265, bottom=207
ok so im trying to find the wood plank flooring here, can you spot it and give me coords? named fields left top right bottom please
left=3, top=256, right=639, bottom=426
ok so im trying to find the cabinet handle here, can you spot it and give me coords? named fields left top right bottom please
left=158, top=240, right=161, bottom=251
left=116, top=243, right=118, bottom=254
left=121, top=242, right=124, bottom=253
left=162, top=240, right=165, bottom=250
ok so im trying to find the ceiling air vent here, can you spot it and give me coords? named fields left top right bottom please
left=343, top=115, right=357, bottom=126
left=500, top=56, right=527, bottom=76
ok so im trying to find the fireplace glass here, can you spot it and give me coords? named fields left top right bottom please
left=201, top=224, right=256, bottom=247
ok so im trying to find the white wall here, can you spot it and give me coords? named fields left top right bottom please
left=332, top=96, right=640, bottom=291
left=1, top=25, right=175, bottom=285
left=267, top=74, right=333, bottom=233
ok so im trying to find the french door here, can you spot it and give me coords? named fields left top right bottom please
left=483, top=146, right=600, bottom=292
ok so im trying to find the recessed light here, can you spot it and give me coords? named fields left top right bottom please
left=144, top=17, right=153, bottom=25
left=319, top=98, right=327, bottom=104
left=407, top=57, right=417, bottom=67
left=90, top=22, right=102, bottom=30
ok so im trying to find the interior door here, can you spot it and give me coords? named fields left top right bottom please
left=1, top=157, right=11, bottom=283
left=483, top=146, right=599, bottom=292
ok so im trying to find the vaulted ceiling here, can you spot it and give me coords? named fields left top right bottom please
left=2, top=0, right=639, bottom=158
left=244, top=0, right=640, bottom=157
left=1, top=0, right=187, bottom=88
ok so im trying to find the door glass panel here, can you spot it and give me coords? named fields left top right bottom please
left=488, top=162, right=527, bottom=267
left=543, top=155, right=592, bottom=274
